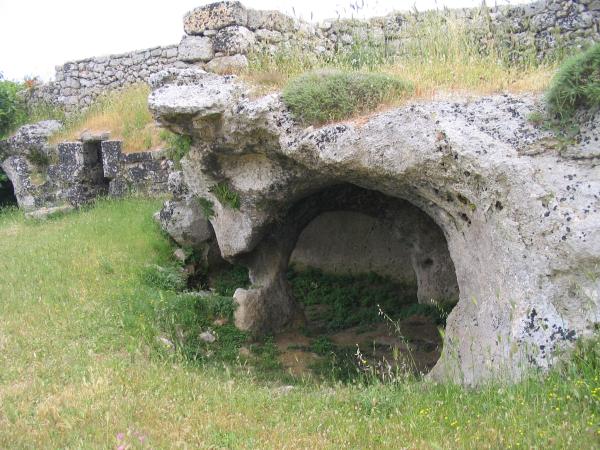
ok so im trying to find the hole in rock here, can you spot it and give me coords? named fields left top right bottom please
left=83, top=142, right=110, bottom=192
left=0, top=169, right=17, bottom=207
left=271, top=184, right=460, bottom=381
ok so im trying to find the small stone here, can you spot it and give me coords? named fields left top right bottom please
left=200, top=331, right=216, bottom=343
left=156, top=335, right=175, bottom=351
left=239, top=346, right=251, bottom=357
left=178, top=36, right=214, bottom=63
left=255, top=29, right=283, bottom=44
left=173, top=247, right=187, bottom=262
left=213, top=318, right=229, bottom=326
left=79, top=130, right=110, bottom=142
left=205, top=54, right=248, bottom=74
left=274, top=385, right=294, bottom=395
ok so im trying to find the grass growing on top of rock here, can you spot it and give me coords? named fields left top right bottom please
left=49, top=84, right=167, bottom=152
left=247, top=10, right=561, bottom=98
left=546, top=42, right=600, bottom=120
left=0, top=198, right=598, bottom=448
left=282, top=70, right=412, bottom=125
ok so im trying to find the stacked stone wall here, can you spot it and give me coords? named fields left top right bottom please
left=29, top=0, right=600, bottom=111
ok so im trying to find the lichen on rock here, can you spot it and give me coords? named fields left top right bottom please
left=149, top=67, right=600, bottom=385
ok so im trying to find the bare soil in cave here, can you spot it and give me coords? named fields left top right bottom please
left=275, top=304, right=444, bottom=380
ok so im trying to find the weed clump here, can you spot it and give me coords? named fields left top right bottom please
left=196, top=197, right=215, bottom=219
left=282, top=70, right=412, bottom=125
left=210, top=182, right=241, bottom=210
left=212, top=265, right=250, bottom=297
left=156, top=292, right=247, bottom=362
left=288, top=267, right=420, bottom=332
left=141, top=264, right=187, bottom=291
left=161, top=130, right=192, bottom=167
left=546, top=43, right=600, bottom=120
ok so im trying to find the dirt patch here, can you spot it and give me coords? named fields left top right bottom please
left=275, top=307, right=444, bottom=379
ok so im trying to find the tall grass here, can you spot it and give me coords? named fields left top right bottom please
left=546, top=42, right=600, bottom=120
left=49, top=84, right=164, bottom=152
left=247, top=10, right=561, bottom=98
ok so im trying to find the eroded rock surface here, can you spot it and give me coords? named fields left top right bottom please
left=149, top=68, right=600, bottom=385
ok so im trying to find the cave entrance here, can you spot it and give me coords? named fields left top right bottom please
left=0, top=168, right=17, bottom=207
left=254, top=184, right=460, bottom=380
left=82, top=141, right=110, bottom=193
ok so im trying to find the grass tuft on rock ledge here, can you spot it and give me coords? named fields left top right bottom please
left=546, top=42, right=600, bottom=120
left=49, top=84, right=166, bottom=152
left=282, top=70, right=413, bottom=125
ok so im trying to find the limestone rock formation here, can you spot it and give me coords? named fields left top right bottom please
left=149, top=67, right=600, bottom=385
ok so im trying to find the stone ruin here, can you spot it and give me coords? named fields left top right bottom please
left=148, top=68, right=600, bottom=385
left=0, top=122, right=172, bottom=217
left=28, top=0, right=600, bottom=111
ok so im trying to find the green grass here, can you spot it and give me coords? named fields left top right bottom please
left=0, top=198, right=598, bottom=448
left=161, top=130, right=192, bottom=167
left=546, top=42, right=600, bottom=120
left=282, top=70, right=412, bottom=125
left=196, top=197, right=215, bottom=219
left=210, top=182, right=241, bottom=210
left=288, top=267, right=452, bottom=331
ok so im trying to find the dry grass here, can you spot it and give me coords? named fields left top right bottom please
left=245, top=10, right=560, bottom=105
left=49, top=84, right=164, bottom=152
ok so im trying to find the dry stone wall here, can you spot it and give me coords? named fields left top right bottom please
left=29, top=0, right=600, bottom=111
left=0, top=123, right=172, bottom=217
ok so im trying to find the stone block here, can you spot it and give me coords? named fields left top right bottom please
left=212, top=25, right=256, bottom=55
left=184, top=1, right=248, bottom=35
left=178, top=35, right=214, bottom=62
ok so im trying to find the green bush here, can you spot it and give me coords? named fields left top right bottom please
left=282, top=70, right=412, bottom=125
left=0, top=77, right=27, bottom=139
left=546, top=43, right=600, bottom=120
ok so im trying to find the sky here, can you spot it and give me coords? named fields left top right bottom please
left=0, top=0, right=530, bottom=81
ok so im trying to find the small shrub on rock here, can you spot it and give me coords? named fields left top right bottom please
left=209, top=182, right=241, bottom=210
left=161, top=130, right=192, bottom=166
left=546, top=43, right=600, bottom=120
left=282, top=70, right=413, bottom=125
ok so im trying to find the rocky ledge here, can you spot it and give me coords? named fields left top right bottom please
left=149, top=68, right=600, bottom=385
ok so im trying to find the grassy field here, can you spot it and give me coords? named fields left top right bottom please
left=0, top=198, right=598, bottom=448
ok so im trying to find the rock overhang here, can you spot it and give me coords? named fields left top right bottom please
left=150, top=67, right=600, bottom=385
